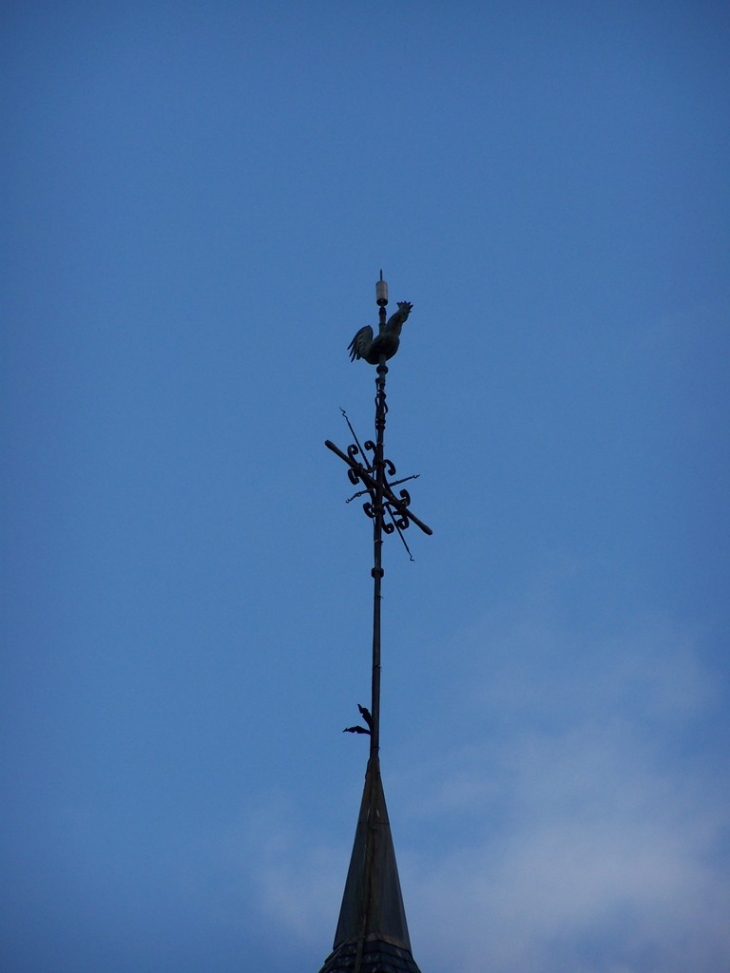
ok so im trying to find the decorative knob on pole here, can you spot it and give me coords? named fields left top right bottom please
left=375, top=269, right=388, bottom=307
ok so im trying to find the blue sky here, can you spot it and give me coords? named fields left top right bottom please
left=2, top=2, right=729, bottom=971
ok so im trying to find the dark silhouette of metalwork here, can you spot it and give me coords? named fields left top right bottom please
left=318, top=274, right=430, bottom=973
left=343, top=704, right=373, bottom=736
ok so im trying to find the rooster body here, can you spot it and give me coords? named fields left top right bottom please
left=348, top=302, right=413, bottom=364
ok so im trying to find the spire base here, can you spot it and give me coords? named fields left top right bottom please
left=317, top=936, right=422, bottom=973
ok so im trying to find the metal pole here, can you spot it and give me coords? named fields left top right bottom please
left=354, top=312, right=389, bottom=973
left=370, top=301, right=388, bottom=759
left=370, top=362, right=386, bottom=758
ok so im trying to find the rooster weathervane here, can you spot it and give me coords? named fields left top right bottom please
left=348, top=273, right=413, bottom=365
left=325, top=271, right=431, bottom=747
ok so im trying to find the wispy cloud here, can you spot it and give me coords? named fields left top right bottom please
left=397, top=604, right=730, bottom=972
left=204, top=795, right=346, bottom=953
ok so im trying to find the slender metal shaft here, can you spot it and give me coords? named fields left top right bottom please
left=354, top=321, right=389, bottom=973
left=370, top=347, right=388, bottom=759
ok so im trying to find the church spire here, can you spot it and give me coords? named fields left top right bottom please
left=317, top=756, right=420, bottom=973
left=319, top=275, right=430, bottom=973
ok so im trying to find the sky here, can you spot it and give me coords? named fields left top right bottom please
left=1, top=1, right=729, bottom=971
